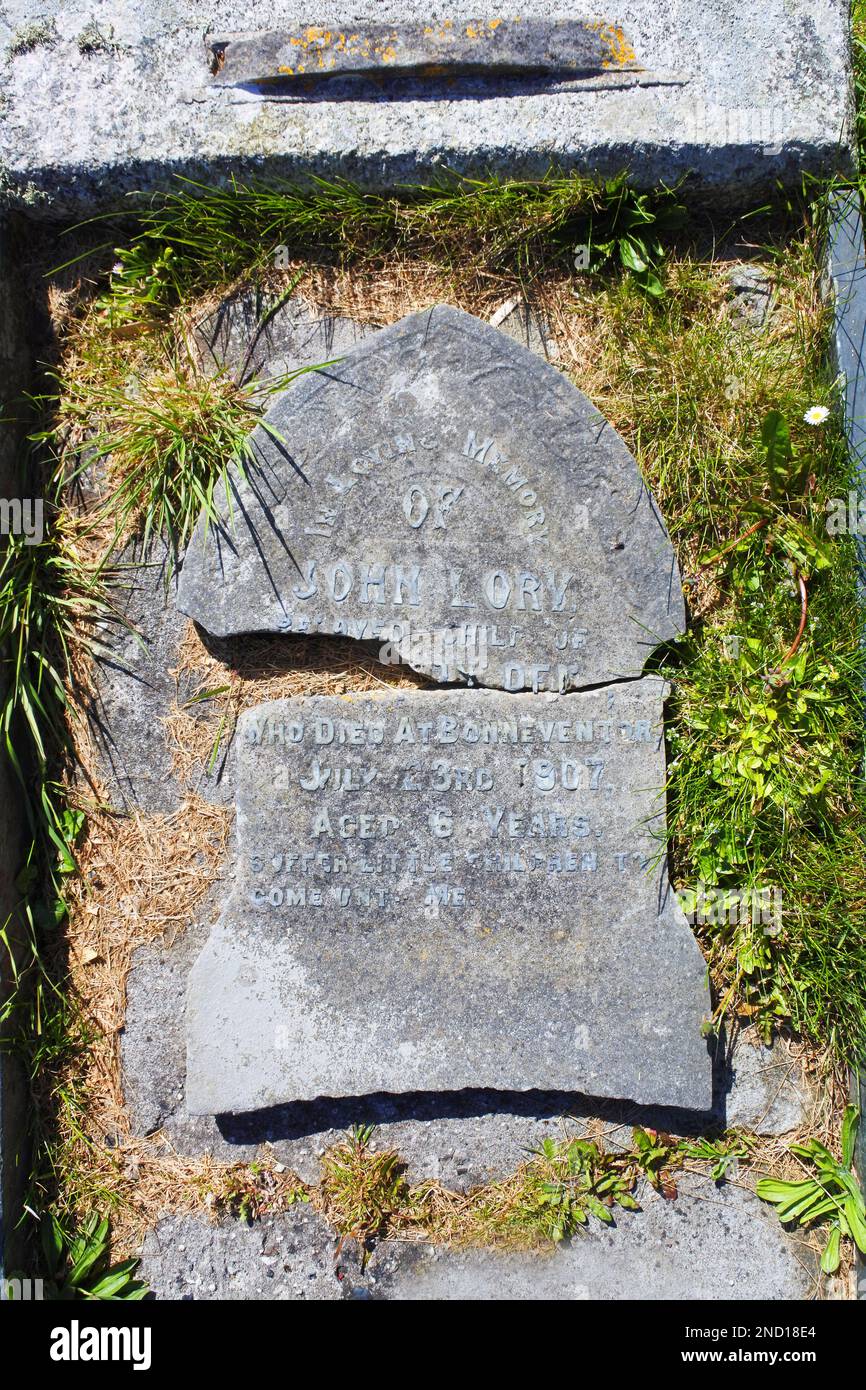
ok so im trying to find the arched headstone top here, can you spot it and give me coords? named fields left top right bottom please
left=178, top=304, right=684, bottom=690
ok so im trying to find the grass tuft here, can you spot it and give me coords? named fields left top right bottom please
left=67, top=171, right=684, bottom=322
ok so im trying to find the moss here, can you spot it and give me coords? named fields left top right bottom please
left=76, top=21, right=119, bottom=57
left=7, top=18, right=57, bottom=58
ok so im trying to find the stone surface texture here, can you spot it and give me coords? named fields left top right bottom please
left=211, top=20, right=640, bottom=85
left=0, top=2, right=853, bottom=215
left=124, top=912, right=813, bottom=1186
left=140, top=1207, right=344, bottom=1301
left=381, top=1177, right=817, bottom=1301
left=725, top=263, right=774, bottom=330
left=194, top=289, right=375, bottom=385
left=186, top=684, right=711, bottom=1115
left=178, top=305, right=685, bottom=692
left=139, top=1173, right=816, bottom=1300
left=85, top=541, right=190, bottom=814
left=722, top=1038, right=811, bottom=1137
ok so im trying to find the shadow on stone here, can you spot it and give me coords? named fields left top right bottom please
left=224, top=71, right=661, bottom=105
left=215, top=1075, right=720, bottom=1150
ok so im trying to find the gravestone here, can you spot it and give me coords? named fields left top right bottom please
left=180, top=305, right=711, bottom=1115
left=178, top=306, right=685, bottom=691
left=187, top=684, right=709, bottom=1113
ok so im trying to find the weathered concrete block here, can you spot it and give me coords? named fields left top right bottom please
left=0, top=2, right=854, bottom=213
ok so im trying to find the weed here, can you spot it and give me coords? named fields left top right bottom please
left=76, top=21, right=119, bottom=57
left=631, top=1127, right=681, bottom=1197
left=509, top=1136, right=640, bottom=1242
left=587, top=185, right=685, bottom=297
left=204, top=1161, right=308, bottom=1224
left=39, top=334, right=331, bottom=565
left=9, top=1212, right=146, bottom=1300
left=757, top=1106, right=866, bottom=1274
left=680, top=1133, right=753, bottom=1183
left=320, top=1125, right=410, bottom=1246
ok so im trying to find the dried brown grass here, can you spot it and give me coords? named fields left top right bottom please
left=164, top=621, right=434, bottom=788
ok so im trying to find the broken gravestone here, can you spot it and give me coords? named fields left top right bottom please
left=186, top=684, right=709, bottom=1114
left=177, top=305, right=684, bottom=691
left=179, top=305, right=711, bottom=1115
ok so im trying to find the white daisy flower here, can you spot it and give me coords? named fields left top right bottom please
left=803, top=405, right=830, bottom=425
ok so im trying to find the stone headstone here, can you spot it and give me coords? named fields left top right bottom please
left=186, top=683, right=711, bottom=1115
left=177, top=305, right=685, bottom=691
left=181, top=303, right=710, bottom=1116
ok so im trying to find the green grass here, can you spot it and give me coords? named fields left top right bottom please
left=69, top=170, right=684, bottom=317
left=579, top=231, right=866, bottom=1056
left=0, top=506, right=115, bottom=792
left=0, top=487, right=123, bottom=1030
left=0, top=432, right=128, bottom=1257
left=43, top=331, right=328, bottom=563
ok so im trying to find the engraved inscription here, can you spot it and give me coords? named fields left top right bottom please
left=178, top=306, right=685, bottom=690
left=239, top=696, right=662, bottom=917
left=187, top=683, right=712, bottom=1112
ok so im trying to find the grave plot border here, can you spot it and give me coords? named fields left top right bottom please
left=0, top=4, right=863, bottom=1280
left=827, top=186, right=866, bottom=1304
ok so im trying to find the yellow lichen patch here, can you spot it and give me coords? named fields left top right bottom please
left=380, top=44, right=397, bottom=64
left=465, top=23, right=479, bottom=39
left=489, top=19, right=502, bottom=31
left=597, top=23, right=637, bottom=68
